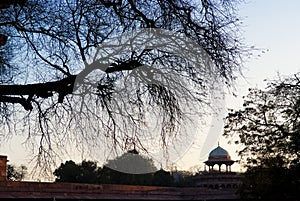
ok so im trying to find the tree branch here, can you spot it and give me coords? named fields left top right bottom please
left=0, top=95, right=32, bottom=110
left=0, top=75, right=77, bottom=108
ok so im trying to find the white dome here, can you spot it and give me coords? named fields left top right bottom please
left=209, top=146, right=229, bottom=157
left=208, top=145, right=231, bottom=161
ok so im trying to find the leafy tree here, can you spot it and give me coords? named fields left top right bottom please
left=224, top=73, right=300, bottom=200
left=79, top=160, right=99, bottom=183
left=224, top=73, right=300, bottom=167
left=54, top=160, right=98, bottom=183
left=104, top=149, right=157, bottom=174
left=99, top=166, right=155, bottom=186
left=0, top=0, right=247, bottom=171
left=7, top=164, right=27, bottom=181
left=173, top=170, right=195, bottom=187
left=152, top=168, right=174, bottom=186
left=53, top=160, right=80, bottom=183
left=99, top=150, right=157, bottom=185
left=238, top=157, right=300, bottom=200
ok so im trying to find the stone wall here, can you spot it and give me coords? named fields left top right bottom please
left=0, top=181, right=239, bottom=200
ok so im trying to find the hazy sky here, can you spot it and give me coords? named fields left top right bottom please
left=1, top=0, right=300, bottom=176
left=223, top=0, right=300, bottom=159
left=235, top=0, right=300, bottom=86
left=180, top=0, right=300, bottom=171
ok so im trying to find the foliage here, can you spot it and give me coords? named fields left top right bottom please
left=98, top=166, right=154, bottom=186
left=7, top=164, right=27, bottom=181
left=104, top=150, right=157, bottom=174
left=53, top=152, right=199, bottom=187
left=99, top=152, right=196, bottom=186
left=53, top=160, right=98, bottom=183
left=152, top=169, right=174, bottom=186
left=239, top=157, right=300, bottom=200
left=54, top=151, right=158, bottom=185
left=173, top=170, right=195, bottom=187
left=224, top=73, right=300, bottom=199
left=0, top=0, right=248, bottom=171
left=224, top=73, right=300, bottom=167
left=98, top=151, right=156, bottom=185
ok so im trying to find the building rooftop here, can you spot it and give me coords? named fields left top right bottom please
left=208, top=145, right=230, bottom=160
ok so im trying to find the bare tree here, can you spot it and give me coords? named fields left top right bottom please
left=0, top=0, right=247, bottom=174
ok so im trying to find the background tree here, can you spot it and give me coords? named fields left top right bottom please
left=173, top=170, right=195, bottom=187
left=98, top=166, right=155, bottom=186
left=0, top=0, right=247, bottom=173
left=224, top=73, right=300, bottom=200
left=104, top=149, right=157, bottom=174
left=237, top=157, right=300, bottom=200
left=152, top=168, right=174, bottom=186
left=54, top=151, right=158, bottom=186
left=54, top=160, right=99, bottom=183
left=7, top=164, right=27, bottom=181
left=224, top=73, right=300, bottom=167
left=53, top=151, right=200, bottom=187
left=99, top=150, right=157, bottom=185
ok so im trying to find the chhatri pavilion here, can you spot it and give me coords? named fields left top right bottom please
left=204, top=142, right=235, bottom=172
left=194, top=143, right=243, bottom=190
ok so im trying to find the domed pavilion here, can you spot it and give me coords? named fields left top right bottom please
left=204, top=143, right=235, bottom=172
left=194, top=143, right=242, bottom=190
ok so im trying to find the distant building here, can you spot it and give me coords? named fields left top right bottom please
left=194, top=144, right=243, bottom=190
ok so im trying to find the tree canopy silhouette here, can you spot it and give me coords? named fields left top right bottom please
left=54, top=160, right=99, bottom=183
left=0, top=0, right=248, bottom=171
left=224, top=73, right=300, bottom=200
left=54, top=151, right=158, bottom=186
left=224, top=73, right=300, bottom=167
left=7, top=164, right=27, bottom=181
